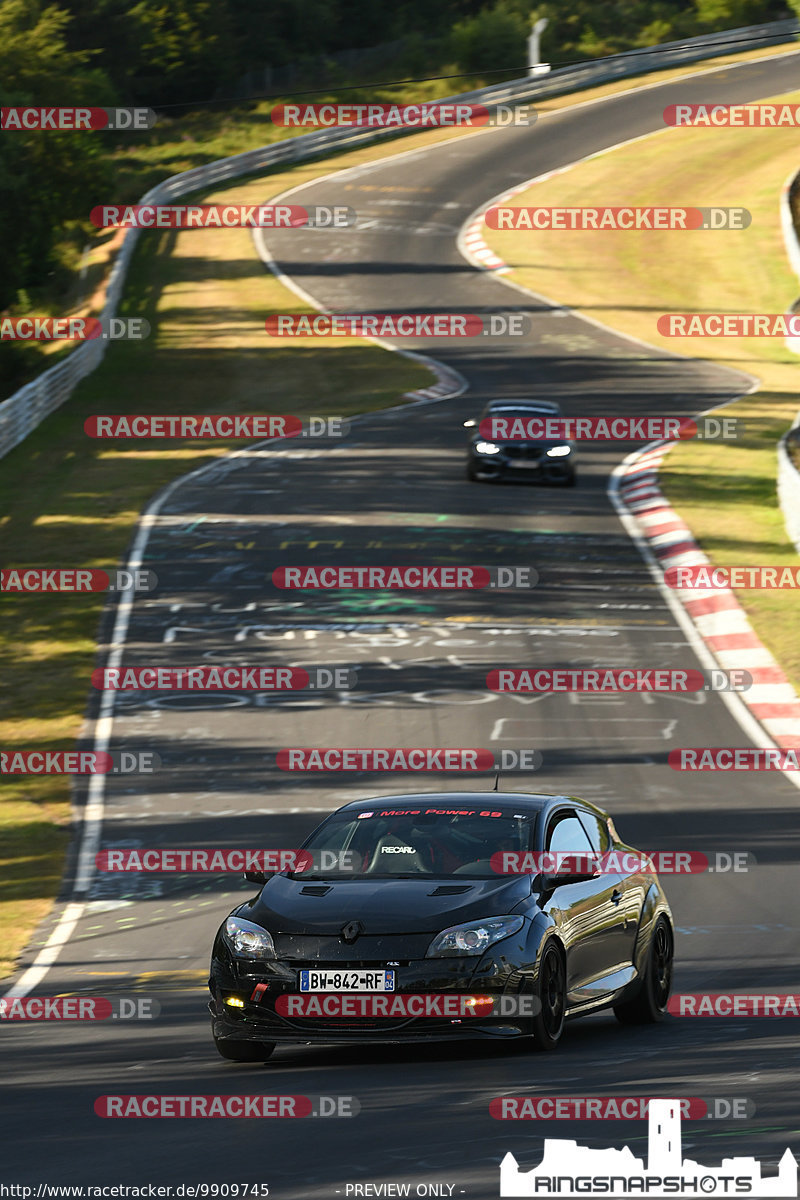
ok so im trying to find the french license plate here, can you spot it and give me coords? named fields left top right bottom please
left=299, top=969, right=395, bottom=992
left=508, top=459, right=540, bottom=469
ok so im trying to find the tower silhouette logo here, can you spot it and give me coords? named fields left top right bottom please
left=500, top=1098, right=797, bottom=1197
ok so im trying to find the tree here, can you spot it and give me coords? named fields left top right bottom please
left=450, top=0, right=531, bottom=75
left=0, top=0, right=112, bottom=309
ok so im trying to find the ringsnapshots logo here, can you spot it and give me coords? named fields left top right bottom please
left=270, top=102, right=536, bottom=128
left=265, top=313, right=529, bottom=338
left=1, top=106, right=156, bottom=130
left=486, top=207, right=750, bottom=231
left=499, top=1098, right=798, bottom=1197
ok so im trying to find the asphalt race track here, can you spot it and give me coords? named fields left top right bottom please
left=3, top=51, right=800, bottom=1197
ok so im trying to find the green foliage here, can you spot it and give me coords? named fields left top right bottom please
left=0, top=0, right=791, bottom=343
left=450, top=0, right=531, bottom=74
left=0, top=0, right=112, bottom=312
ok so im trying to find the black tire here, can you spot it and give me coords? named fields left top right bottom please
left=563, top=470, right=577, bottom=487
left=466, top=462, right=480, bottom=481
left=614, top=915, right=673, bottom=1025
left=531, top=941, right=566, bottom=1051
left=213, top=1033, right=276, bottom=1062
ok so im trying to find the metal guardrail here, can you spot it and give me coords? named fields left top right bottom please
left=1, top=17, right=798, bottom=461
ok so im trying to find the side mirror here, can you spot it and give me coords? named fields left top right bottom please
left=463, top=419, right=476, bottom=428
left=243, top=870, right=268, bottom=885
left=542, top=869, right=600, bottom=888
left=537, top=873, right=599, bottom=892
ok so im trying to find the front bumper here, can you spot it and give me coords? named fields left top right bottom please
left=209, top=952, right=536, bottom=1044
left=469, top=451, right=574, bottom=482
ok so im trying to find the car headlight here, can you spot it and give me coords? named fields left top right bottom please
left=223, top=916, right=276, bottom=959
left=546, top=444, right=572, bottom=457
left=474, top=441, right=501, bottom=455
left=426, top=915, right=524, bottom=957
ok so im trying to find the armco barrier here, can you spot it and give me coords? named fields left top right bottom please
left=0, top=17, right=797, bottom=461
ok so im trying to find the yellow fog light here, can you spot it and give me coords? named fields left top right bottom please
left=224, top=996, right=245, bottom=1008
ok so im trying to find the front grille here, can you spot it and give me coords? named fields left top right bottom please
left=288, top=960, right=411, bottom=969
left=505, top=445, right=543, bottom=461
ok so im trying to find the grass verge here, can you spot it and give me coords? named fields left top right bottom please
left=482, top=90, right=800, bottom=691
left=1, top=41, right=797, bottom=979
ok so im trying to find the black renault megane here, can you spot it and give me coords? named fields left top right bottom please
left=208, top=792, right=673, bottom=1061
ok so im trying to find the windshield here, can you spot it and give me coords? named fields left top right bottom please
left=480, top=408, right=562, bottom=440
left=484, top=407, right=554, bottom=423
left=290, top=806, right=535, bottom=880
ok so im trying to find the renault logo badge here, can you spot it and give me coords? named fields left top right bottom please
left=341, top=920, right=364, bottom=944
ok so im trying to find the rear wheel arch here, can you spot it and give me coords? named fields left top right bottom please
left=631, top=884, right=672, bottom=967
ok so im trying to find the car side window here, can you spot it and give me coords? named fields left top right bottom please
left=546, top=813, right=594, bottom=855
left=577, top=810, right=610, bottom=853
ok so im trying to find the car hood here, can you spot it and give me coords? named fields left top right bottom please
left=244, top=873, right=531, bottom=935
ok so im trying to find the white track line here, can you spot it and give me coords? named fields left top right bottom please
left=5, top=45, right=799, bottom=999
left=454, top=98, right=800, bottom=790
